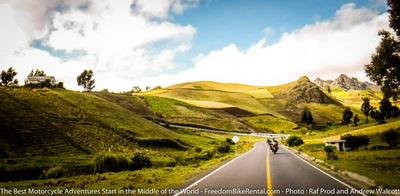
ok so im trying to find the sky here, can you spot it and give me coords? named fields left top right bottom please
left=0, top=0, right=390, bottom=91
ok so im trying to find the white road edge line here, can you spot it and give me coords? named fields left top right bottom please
left=283, top=146, right=367, bottom=196
left=173, top=143, right=259, bottom=196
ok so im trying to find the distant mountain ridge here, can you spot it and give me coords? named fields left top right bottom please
left=314, top=74, right=379, bottom=91
left=279, top=76, right=338, bottom=104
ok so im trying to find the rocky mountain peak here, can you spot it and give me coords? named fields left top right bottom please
left=332, top=74, right=367, bottom=90
left=314, top=74, right=378, bottom=91
left=285, top=76, right=337, bottom=104
left=297, top=76, right=311, bottom=82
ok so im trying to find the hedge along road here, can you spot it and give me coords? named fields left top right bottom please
left=175, top=142, right=364, bottom=196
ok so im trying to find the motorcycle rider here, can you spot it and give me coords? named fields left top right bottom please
left=267, top=138, right=279, bottom=154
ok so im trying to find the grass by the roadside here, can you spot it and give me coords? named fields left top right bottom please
left=0, top=134, right=264, bottom=190
left=295, top=119, right=400, bottom=188
left=297, top=145, right=400, bottom=188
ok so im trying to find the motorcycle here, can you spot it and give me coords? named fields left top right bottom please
left=270, top=143, right=279, bottom=154
left=267, top=139, right=279, bottom=154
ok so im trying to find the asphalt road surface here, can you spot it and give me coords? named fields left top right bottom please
left=177, top=142, right=362, bottom=196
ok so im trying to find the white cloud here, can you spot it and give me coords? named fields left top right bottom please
left=0, top=0, right=197, bottom=91
left=142, top=3, right=390, bottom=87
left=0, top=2, right=391, bottom=91
left=133, top=0, right=198, bottom=19
left=263, top=27, right=275, bottom=37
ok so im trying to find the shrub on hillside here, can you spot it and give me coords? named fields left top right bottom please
left=286, top=136, right=304, bottom=147
left=42, top=166, right=66, bottom=179
left=130, top=152, right=152, bottom=170
left=226, top=138, right=235, bottom=144
left=217, top=142, right=231, bottom=153
left=341, top=134, right=370, bottom=150
left=381, top=129, right=399, bottom=148
left=324, top=146, right=338, bottom=160
left=194, top=147, right=202, bottom=153
left=94, top=154, right=130, bottom=173
left=370, top=109, right=385, bottom=124
left=202, top=149, right=216, bottom=160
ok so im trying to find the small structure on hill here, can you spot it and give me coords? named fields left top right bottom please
left=325, top=139, right=346, bottom=151
left=25, top=76, right=56, bottom=85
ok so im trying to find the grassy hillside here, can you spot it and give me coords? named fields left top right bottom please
left=137, top=78, right=371, bottom=133
left=331, top=88, right=383, bottom=108
left=0, top=87, right=262, bottom=183
left=143, top=96, right=256, bottom=132
left=296, top=119, right=400, bottom=188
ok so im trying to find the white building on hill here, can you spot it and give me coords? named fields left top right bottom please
left=25, top=76, right=57, bottom=85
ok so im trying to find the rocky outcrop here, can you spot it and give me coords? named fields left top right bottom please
left=314, top=74, right=379, bottom=91
left=285, top=76, right=337, bottom=104
left=314, top=77, right=332, bottom=88
left=332, top=74, right=367, bottom=90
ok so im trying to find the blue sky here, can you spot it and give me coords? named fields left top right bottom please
left=172, top=0, right=387, bottom=69
left=0, top=0, right=390, bottom=90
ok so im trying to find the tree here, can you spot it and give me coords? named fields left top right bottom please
left=342, top=107, right=353, bottom=125
left=145, top=86, right=151, bottom=91
left=365, top=30, right=400, bottom=100
left=380, top=96, right=393, bottom=119
left=353, top=114, right=360, bottom=126
left=77, top=69, right=95, bottom=91
left=388, top=0, right=400, bottom=37
left=341, top=134, right=370, bottom=150
left=301, top=106, right=313, bottom=126
left=381, top=129, right=398, bottom=148
left=361, top=97, right=372, bottom=123
left=27, top=69, right=46, bottom=77
left=131, top=86, right=141, bottom=93
left=1, top=67, right=18, bottom=86
left=370, top=108, right=385, bottom=124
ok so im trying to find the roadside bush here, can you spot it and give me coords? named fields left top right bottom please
left=173, top=156, right=188, bottom=166
left=202, top=149, right=216, bottom=160
left=324, top=146, right=338, bottom=160
left=341, top=134, right=370, bottom=150
left=286, top=136, right=304, bottom=147
left=194, top=147, right=202, bottom=153
left=226, top=138, right=235, bottom=144
left=94, top=154, right=130, bottom=173
left=217, top=142, right=231, bottom=153
left=381, top=129, right=399, bottom=148
left=130, top=152, right=152, bottom=170
left=42, top=166, right=66, bottom=179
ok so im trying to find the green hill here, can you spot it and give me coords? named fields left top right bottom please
left=139, top=77, right=364, bottom=133
left=0, top=87, right=244, bottom=182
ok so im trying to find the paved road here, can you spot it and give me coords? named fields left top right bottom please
left=177, top=142, right=361, bottom=196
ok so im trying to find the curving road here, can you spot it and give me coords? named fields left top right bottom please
left=176, top=142, right=362, bottom=196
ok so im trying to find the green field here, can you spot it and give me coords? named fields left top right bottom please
left=296, top=119, right=400, bottom=188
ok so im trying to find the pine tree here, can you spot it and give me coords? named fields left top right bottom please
left=342, top=107, right=353, bottom=125
left=301, top=106, right=313, bottom=126
left=361, top=97, right=372, bottom=123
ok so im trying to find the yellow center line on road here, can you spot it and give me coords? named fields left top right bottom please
left=266, top=144, right=273, bottom=196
